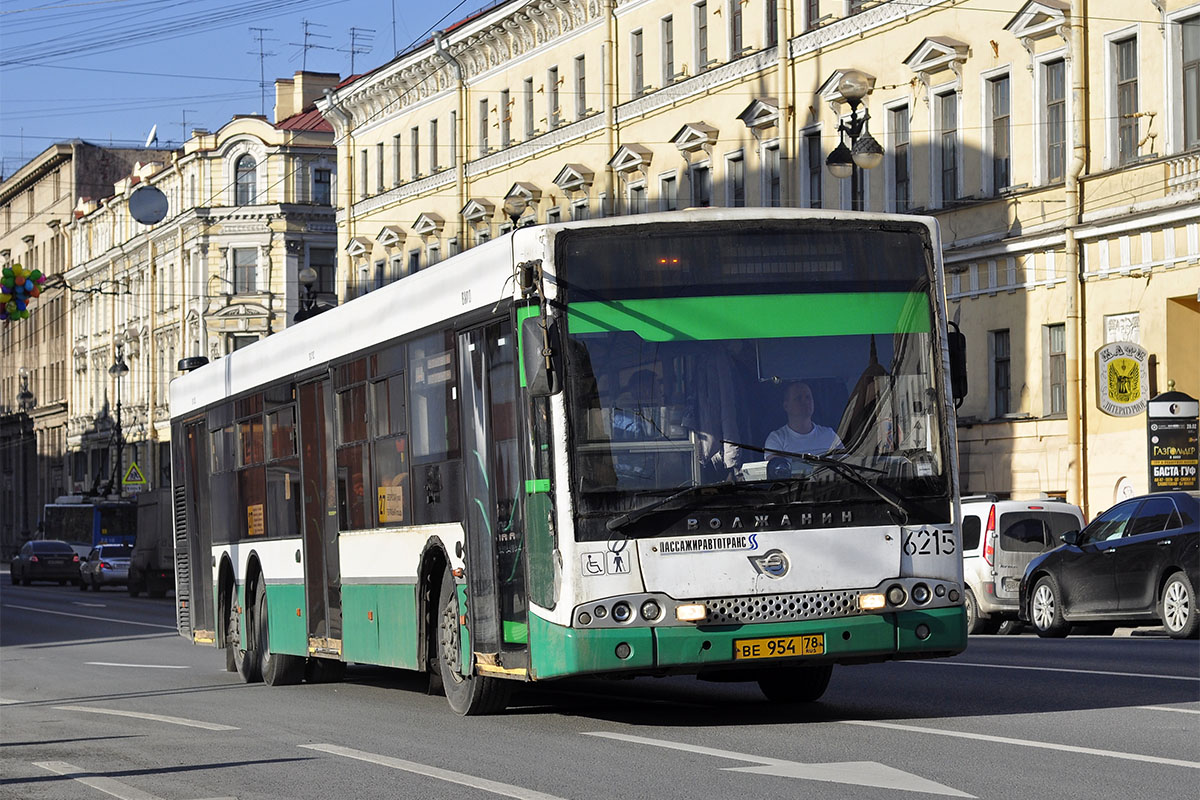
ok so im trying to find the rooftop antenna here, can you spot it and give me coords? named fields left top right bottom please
left=338, top=27, right=375, bottom=74
left=248, top=27, right=278, bottom=116
left=289, top=19, right=333, bottom=71
left=179, top=109, right=198, bottom=145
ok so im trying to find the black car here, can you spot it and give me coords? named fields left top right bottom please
left=1020, top=491, right=1199, bottom=639
left=9, top=540, right=83, bottom=586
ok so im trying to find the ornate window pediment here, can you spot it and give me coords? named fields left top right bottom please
left=904, top=37, right=970, bottom=82
left=412, top=212, right=445, bottom=237
left=505, top=182, right=542, bottom=205
left=376, top=225, right=405, bottom=248
left=554, top=164, right=595, bottom=193
left=737, top=98, right=780, bottom=130
left=670, top=123, right=719, bottom=154
left=460, top=198, right=495, bottom=223
left=345, top=236, right=371, bottom=257
left=607, top=144, right=653, bottom=174
left=1004, top=0, right=1069, bottom=41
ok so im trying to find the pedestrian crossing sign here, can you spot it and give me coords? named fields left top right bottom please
left=123, top=462, right=146, bottom=485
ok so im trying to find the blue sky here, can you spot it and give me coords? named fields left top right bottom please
left=0, top=0, right=495, bottom=179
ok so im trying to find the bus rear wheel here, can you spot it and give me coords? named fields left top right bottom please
left=435, top=569, right=511, bottom=716
left=229, top=589, right=261, bottom=682
left=256, top=581, right=304, bottom=686
left=757, top=664, right=834, bottom=704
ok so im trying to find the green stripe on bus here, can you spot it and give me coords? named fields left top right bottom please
left=525, top=478, right=551, bottom=494
left=567, top=293, right=931, bottom=341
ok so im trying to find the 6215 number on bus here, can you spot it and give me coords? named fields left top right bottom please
left=903, top=528, right=956, bottom=556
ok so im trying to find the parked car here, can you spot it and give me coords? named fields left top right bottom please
left=10, top=540, right=82, bottom=585
left=960, top=495, right=1085, bottom=634
left=1020, top=491, right=1199, bottom=639
left=79, top=543, right=133, bottom=591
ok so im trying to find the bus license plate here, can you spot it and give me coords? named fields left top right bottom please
left=733, top=633, right=825, bottom=660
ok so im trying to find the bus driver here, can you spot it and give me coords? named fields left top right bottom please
left=764, top=380, right=844, bottom=458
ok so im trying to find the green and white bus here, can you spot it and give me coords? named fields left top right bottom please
left=170, top=209, right=968, bottom=714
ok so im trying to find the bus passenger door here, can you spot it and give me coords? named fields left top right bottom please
left=458, top=321, right=529, bottom=668
left=298, top=378, right=342, bottom=656
left=180, top=420, right=214, bottom=638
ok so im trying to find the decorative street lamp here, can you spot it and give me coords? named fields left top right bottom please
left=17, top=367, right=34, bottom=412
left=294, top=266, right=329, bottom=323
left=826, top=69, right=884, bottom=179
left=108, top=344, right=129, bottom=496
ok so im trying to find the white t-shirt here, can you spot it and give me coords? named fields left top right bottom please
left=764, top=424, right=844, bottom=457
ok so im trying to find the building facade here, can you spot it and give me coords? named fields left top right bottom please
left=0, top=142, right=163, bottom=557
left=60, top=72, right=341, bottom=507
left=317, top=0, right=1199, bottom=517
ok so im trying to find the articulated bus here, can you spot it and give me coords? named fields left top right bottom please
left=170, top=209, right=969, bottom=714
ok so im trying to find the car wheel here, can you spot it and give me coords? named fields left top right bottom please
left=1030, top=576, right=1070, bottom=638
left=995, top=619, right=1024, bottom=635
left=964, top=589, right=999, bottom=635
left=757, top=664, right=834, bottom=703
left=256, top=581, right=304, bottom=686
left=10, top=568, right=18, bottom=585
left=436, top=568, right=511, bottom=715
left=1161, top=572, right=1198, bottom=640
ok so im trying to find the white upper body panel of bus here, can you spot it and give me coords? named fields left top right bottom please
left=169, top=208, right=941, bottom=420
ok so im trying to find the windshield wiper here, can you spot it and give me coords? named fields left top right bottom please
left=728, top=440, right=913, bottom=525
left=606, top=482, right=738, bottom=532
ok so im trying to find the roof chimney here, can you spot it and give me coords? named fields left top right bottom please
left=276, top=71, right=341, bottom=122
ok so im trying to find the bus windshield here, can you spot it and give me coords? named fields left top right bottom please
left=559, top=221, right=949, bottom=531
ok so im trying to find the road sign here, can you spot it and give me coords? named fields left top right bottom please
left=123, top=462, right=146, bottom=486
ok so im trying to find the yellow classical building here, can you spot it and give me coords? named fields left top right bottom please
left=317, top=0, right=1199, bottom=517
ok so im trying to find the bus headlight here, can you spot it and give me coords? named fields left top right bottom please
left=675, top=603, right=707, bottom=622
left=640, top=600, right=662, bottom=621
left=859, top=593, right=886, bottom=611
left=611, top=602, right=633, bottom=623
left=886, top=584, right=908, bottom=606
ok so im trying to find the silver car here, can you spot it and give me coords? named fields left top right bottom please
left=79, top=544, right=133, bottom=591
left=961, top=496, right=1085, bottom=634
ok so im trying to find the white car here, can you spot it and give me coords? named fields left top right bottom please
left=960, top=495, right=1084, bottom=634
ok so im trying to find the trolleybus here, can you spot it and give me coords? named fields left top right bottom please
left=170, top=209, right=969, bottom=714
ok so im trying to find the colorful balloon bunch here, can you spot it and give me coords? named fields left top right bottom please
left=1, top=263, right=46, bottom=322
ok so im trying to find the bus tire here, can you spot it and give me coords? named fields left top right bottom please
left=256, top=581, right=304, bottom=686
left=757, top=663, right=834, bottom=704
left=230, top=588, right=261, bottom=682
left=436, top=568, right=511, bottom=716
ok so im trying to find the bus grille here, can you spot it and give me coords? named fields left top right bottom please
left=173, top=485, right=190, bottom=633
left=702, top=590, right=862, bottom=625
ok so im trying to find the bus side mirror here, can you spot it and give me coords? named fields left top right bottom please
left=947, top=322, right=968, bottom=408
left=521, top=314, right=560, bottom=397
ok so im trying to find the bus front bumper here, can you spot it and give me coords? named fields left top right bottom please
left=529, top=606, right=966, bottom=680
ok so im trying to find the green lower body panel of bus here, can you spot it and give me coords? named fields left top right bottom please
left=529, top=606, right=966, bottom=681
left=340, top=583, right=421, bottom=669
left=264, top=583, right=308, bottom=657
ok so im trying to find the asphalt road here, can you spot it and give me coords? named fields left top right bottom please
left=1, top=580, right=1197, bottom=800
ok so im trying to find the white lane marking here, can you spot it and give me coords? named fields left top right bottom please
left=54, top=705, right=237, bottom=731
left=86, top=662, right=190, bottom=669
left=3, top=603, right=176, bottom=630
left=300, top=743, right=571, bottom=800
left=582, top=731, right=973, bottom=797
left=74, top=601, right=108, bottom=607
left=915, top=660, right=1199, bottom=682
left=841, top=720, right=1200, bottom=769
left=1138, top=706, right=1200, bottom=715
left=0, top=697, right=20, bottom=704
left=34, top=761, right=165, bottom=800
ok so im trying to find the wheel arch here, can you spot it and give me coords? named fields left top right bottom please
left=217, top=554, right=237, bottom=643
left=417, top=537, right=452, bottom=673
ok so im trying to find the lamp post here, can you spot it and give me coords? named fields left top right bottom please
left=826, top=69, right=884, bottom=180
left=108, top=344, right=129, bottom=496
left=294, top=266, right=328, bottom=323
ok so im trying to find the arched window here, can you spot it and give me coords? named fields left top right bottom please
left=235, top=155, right=257, bottom=205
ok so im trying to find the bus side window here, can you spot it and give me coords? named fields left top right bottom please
left=371, top=372, right=410, bottom=526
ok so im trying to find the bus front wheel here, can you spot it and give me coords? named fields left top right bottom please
left=757, top=663, right=834, bottom=704
left=435, top=569, right=511, bottom=716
